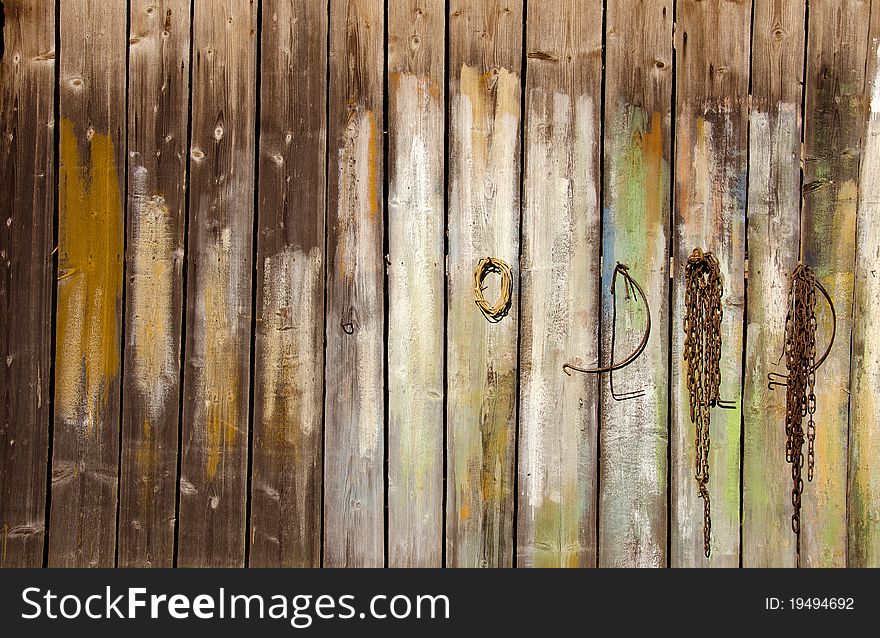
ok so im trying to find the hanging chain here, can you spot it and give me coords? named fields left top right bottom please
left=782, top=265, right=818, bottom=555
left=683, top=248, right=727, bottom=559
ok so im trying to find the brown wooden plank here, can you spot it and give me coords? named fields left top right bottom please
left=177, top=0, right=257, bottom=567
left=671, top=0, right=750, bottom=567
left=849, top=5, right=880, bottom=569
left=742, top=0, right=805, bottom=568
left=516, top=0, right=601, bottom=568
left=598, top=0, right=672, bottom=568
left=48, top=0, right=127, bottom=568
left=0, top=0, right=55, bottom=567
left=387, top=0, right=445, bottom=567
left=324, top=0, right=385, bottom=568
left=447, top=0, right=522, bottom=568
left=117, top=0, right=191, bottom=568
left=250, top=0, right=327, bottom=568
left=800, top=0, right=869, bottom=568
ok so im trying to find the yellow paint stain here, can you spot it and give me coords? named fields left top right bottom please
left=203, top=242, right=239, bottom=481
left=55, top=118, right=123, bottom=432
left=642, top=112, right=664, bottom=266
left=459, top=503, right=470, bottom=522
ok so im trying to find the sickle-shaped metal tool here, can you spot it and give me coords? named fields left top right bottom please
left=563, top=262, right=651, bottom=401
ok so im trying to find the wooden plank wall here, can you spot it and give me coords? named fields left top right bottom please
left=5, top=0, right=880, bottom=568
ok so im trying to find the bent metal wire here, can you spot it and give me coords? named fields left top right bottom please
left=563, top=262, right=651, bottom=401
left=767, top=264, right=836, bottom=558
left=683, top=248, right=735, bottom=559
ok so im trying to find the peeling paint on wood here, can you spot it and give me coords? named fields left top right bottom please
left=800, top=0, right=869, bottom=568
left=742, top=0, right=804, bottom=568
left=0, top=0, right=55, bottom=567
left=671, top=0, right=749, bottom=567
left=324, top=0, right=385, bottom=568
left=447, top=0, right=522, bottom=568
left=387, top=0, right=445, bottom=569
left=517, top=0, right=601, bottom=569
left=599, top=0, right=672, bottom=568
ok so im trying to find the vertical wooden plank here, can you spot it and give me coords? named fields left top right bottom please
left=0, top=0, right=55, bottom=567
left=387, top=0, right=444, bottom=567
left=324, top=0, right=385, bottom=568
left=49, top=0, right=126, bottom=567
left=177, top=0, right=256, bottom=567
left=250, top=0, right=327, bottom=568
left=801, top=0, right=869, bottom=568
left=517, top=0, right=601, bottom=569
left=447, top=0, right=522, bottom=568
left=742, top=0, right=804, bottom=568
left=118, top=0, right=191, bottom=568
left=849, top=7, right=880, bottom=569
left=671, top=0, right=750, bottom=567
left=599, top=0, right=672, bottom=567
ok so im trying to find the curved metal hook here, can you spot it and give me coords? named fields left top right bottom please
left=563, top=263, right=651, bottom=400
left=767, top=271, right=837, bottom=390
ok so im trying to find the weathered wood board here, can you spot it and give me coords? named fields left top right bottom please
left=742, top=0, right=804, bottom=568
left=599, top=0, right=672, bottom=568
left=49, top=0, right=127, bottom=568
left=177, top=0, right=257, bottom=568
left=250, top=0, right=327, bottom=569
left=118, top=0, right=191, bottom=568
left=849, top=9, right=880, bottom=569
left=0, top=0, right=55, bottom=567
left=324, top=0, right=385, bottom=568
left=800, top=0, right=869, bottom=568
left=387, top=0, right=445, bottom=568
left=446, top=0, right=522, bottom=568
left=671, top=0, right=750, bottom=567
left=517, top=0, right=601, bottom=569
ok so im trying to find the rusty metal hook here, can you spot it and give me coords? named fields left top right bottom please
left=563, top=263, right=651, bottom=401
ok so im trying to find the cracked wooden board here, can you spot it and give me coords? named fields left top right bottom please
left=0, top=0, right=55, bottom=567
left=671, top=0, right=750, bottom=567
left=517, top=0, right=601, bottom=569
left=177, top=0, right=257, bottom=568
left=323, top=0, right=385, bottom=568
left=118, top=0, right=191, bottom=569
left=250, top=0, right=327, bottom=568
left=387, top=0, right=445, bottom=568
left=742, top=0, right=804, bottom=568
left=599, top=0, right=672, bottom=568
left=49, top=0, right=126, bottom=568
left=446, top=0, right=522, bottom=568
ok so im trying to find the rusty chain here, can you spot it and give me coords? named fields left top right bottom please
left=767, top=264, right=836, bottom=557
left=683, top=248, right=733, bottom=559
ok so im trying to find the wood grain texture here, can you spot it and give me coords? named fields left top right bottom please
left=49, top=0, right=127, bottom=568
left=387, top=0, right=444, bottom=568
left=671, top=0, right=750, bottom=567
left=849, top=13, right=880, bottom=569
left=742, top=0, right=804, bottom=568
left=517, top=0, right=601, bottom=569
left=800, top=0, right=868, bottom=568
left=177, top=0, right=257, bottom=568
left=250, top=0, right=327, bottom=569
left=118, top=0, right=191, bottom=568
left=0, top=0, right=55, bottom=567
left=447, top=0, right=522, bottom=568
left=324, top=0, right=385, bottom=568
left=599, top=0, right=672, bottom=568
